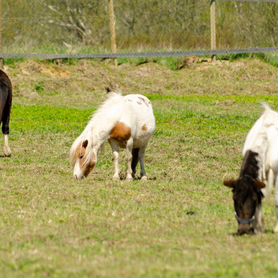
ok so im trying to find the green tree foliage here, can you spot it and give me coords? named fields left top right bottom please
left=1, top=0, right=278, bottom=53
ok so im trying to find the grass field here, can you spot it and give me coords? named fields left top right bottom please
left=0, top=58, right=277, bottom=277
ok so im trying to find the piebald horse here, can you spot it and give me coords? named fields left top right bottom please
left=224, top=104, right=278, bottom=234
left=0, top=69, right=12, bottom=157
left=70, top=92, right=156, bottom=180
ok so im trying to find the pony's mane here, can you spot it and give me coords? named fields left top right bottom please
left=90, top=92, right=123, bottom=126
left=69, top=92, right=123, bottom=164
left=240, top=150, right=260, bottom=179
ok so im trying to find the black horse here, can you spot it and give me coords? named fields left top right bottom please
left=0, top=69, right=12, bottom=157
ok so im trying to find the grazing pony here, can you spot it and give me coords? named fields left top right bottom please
left=224, top=104, right=278, bottom=234
left=0, top=69, right=12, bottom=157
left=70, top=92, right=156, bottom=180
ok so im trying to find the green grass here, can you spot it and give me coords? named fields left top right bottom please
left=0, top=59, right=277, bottom=277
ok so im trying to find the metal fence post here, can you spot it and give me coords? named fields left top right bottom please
left=108, top=0, right=117, bottom=66
left=210, top=0, right=216, bottom=61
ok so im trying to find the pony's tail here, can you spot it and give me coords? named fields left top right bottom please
left=261, top=102, right=272, bottom=112
left=105, top=85, right=121, bottom=95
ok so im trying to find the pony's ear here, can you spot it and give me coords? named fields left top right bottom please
left=223, top=178, right=237, bottom=188
left=255, top=180, right=266, bottom=190
left=105, top=86, right=112, bottom=93
left=82, top=140, right=88, bottom=149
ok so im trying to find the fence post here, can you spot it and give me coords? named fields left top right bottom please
left=210, top=0, right=216, bottom=61
left=108, top=0, right=117, bottom=66
left=0, top=0, right=3, bottom=68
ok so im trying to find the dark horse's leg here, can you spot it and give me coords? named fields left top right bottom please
left=0, top=71, right=12, bottom=157
left=131, top=148, right=139, bottom=177
left=2, top=94, right=12, bottom=157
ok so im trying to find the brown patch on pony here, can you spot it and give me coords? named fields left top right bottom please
left=110, top=122, right=131, bottom=145
left=76, top=140, right=87, bottom=158
left=71, top=140, right=88, bottom=164
left=75, top=140, right=96, bottom=177
left=141, top=124, right=148, bottom=132
left=78, top=143, right=87, bottom=159
left=82, top=160, right=96, bottom=177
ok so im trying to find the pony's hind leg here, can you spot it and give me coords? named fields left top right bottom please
left=126, top=138, right=134, bottom=181
left=109, top=139, right=120, bottom=180
left=3, top=134, right=11, bottom=157
left=131, top=148, right=139, bottom=178
left=274, top=177, right=278, bottom=233
left=139, top=146, right=147, bottom=180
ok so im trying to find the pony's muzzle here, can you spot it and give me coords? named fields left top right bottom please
left=74, top=174, right=84, bottom=180
left=237, top=224, right=254, bottom=235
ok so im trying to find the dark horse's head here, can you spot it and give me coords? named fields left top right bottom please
left=223, top=150, right=265, bottom=235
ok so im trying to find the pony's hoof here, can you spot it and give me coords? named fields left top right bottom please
left=113, top=175, right=120, bottom=181
left=254, top=226, right=264, bottom=234
left=141, top=175, right=148, bottom=181
left=274, top=225, right=278, bottom=233
left=126, top=175, right=133, bottom=181
left=3, top=146, right=11, bottom=157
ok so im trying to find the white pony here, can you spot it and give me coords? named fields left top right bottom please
left=70, top=92, right=156, bottom=181
left=242, top=103, right=278, bottom=232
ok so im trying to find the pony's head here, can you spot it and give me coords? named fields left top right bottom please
left=223, top=150, right=265, bottom=235
left=70, top=138, right=97, bottom=180
left=224, top=175, right=265, bottom=235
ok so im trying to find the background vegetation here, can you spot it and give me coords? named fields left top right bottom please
left=2, top=0, right=278, bottom=53
left=0, top=57, right=277, bottom=277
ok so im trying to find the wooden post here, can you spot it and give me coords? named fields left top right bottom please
left=0, top=0, right=3, bottom=68
left=210, top=0, right=216, bottom=61
left=108, top=0, right=117, bottom=66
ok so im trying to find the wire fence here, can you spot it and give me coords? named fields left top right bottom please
left=1, top=47, right=277, bottom=60
left=0, top=0, right=277, bottom=60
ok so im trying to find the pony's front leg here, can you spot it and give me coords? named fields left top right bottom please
left=274, top=178, right=278, bottom=233
left=109, top=139, right=120, bottom=180
left=254, top=203, right=264, bottom=233
left=262, top=169, right=274, bottom=198
left=3, top=134, right=11, bottom=157
left=126, top=138, right=133, bottom=181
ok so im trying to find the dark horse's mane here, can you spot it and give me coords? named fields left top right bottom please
left=0, top=69, right=12, bottom=134
left=239, top=150, right=260, bottom=180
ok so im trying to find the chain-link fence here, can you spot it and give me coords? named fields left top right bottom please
left=0, top=0, right=277, bottom=58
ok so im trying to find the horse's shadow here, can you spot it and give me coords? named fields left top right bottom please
left=0, top=154, right=11, bottom=158
left=117, top=172, right=156, bottom=181
left=229, top=228, right=274, bottom=237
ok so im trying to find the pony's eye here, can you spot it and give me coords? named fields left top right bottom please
left=80, top=155, right=84, bottom=159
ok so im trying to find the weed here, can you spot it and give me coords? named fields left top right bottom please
left=34, top=82, right=45, bottom=94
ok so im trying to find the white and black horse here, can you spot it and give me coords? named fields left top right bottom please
left=224, top=104, right=278, bottom=234
left=0, top=69, right=12, bottom=157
